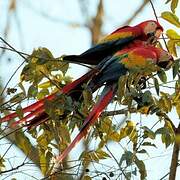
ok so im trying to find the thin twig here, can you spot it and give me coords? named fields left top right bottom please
left=105, top=145, right=129, bottom=180
left=149, top=0, right=169, bottom=51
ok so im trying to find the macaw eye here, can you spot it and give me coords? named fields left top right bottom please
left=151, top=22, right=155, bottom=26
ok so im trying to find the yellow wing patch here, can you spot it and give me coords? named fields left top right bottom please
left=121, top=53, right=151, bottom=69
left=99, top=32, right=133, bottom=44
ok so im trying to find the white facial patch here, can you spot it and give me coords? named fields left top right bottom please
left=144, top=22, right=157, bottom=35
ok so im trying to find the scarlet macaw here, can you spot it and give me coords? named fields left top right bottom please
left=63, top=20, right=163, bottom=65
left=0, top=46, right=173, bottom=129
left=53, top=46, right=173, bottom=162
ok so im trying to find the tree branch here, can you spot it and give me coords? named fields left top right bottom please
left=89, top=0, right=104, bottom=45
left=169, top=123, right=180, bottom=180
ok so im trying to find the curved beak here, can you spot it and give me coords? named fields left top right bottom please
left=158, top=57, right=174, bottom=70
left=155, top=28, right=163, bottom=38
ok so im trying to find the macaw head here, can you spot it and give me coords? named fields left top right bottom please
left=137, top=20, right=164, bottom=39
left=156, top=48, right=174, bottom=69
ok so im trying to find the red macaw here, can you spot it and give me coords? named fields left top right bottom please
left=55, top=46, right=173, bottom=162
left=0, top=45, right=173, bottom=127
left=63, top=20, right=163, bottom=65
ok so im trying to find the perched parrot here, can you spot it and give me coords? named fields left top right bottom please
left=63, top=20, right=163, bottom=65
left=0, top=45, right=173, bottom=133
left=55, top=46, right=173, bottom=162
left=0, top=41, right=151, bottom=126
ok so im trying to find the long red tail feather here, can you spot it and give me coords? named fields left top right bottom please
left=11, top=106, right=45, bottom=127
left=0, top=68, right=97, bottom=125
left=56, top=85, right=116, bottom=162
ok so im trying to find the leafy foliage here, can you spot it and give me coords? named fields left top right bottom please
left=0, top=1, right=180, bottom=179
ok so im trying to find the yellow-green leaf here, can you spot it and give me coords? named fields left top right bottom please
left=100, top=117, right=112, bottom=134
left=80, top=149, right=109, bottom=167
left=37, top=88, right=49, bottom=99
left=166, top=29, right=180, bottom=40
left=16, top=104, right=24, bottom=119
left=171, top=0, right=179, bottom=13
left=153, top=78, right=159, bottom=95
left=158, top=70, right=167, bottom=83
left=175, top=103, right=180, bottom=117
left=82, top=176, right=92, bottom=180
left=172, top=60, right=179, bottom=79
left=10, top=92, right=25, bottom=103
left=167, top=40, right=177, bottom=57
left=38, top=81, right=51, bottom=89
left=126, top=121, right=138, bottom=143
left=142, top=126, right=155, bottom=140
left=95, top=149, right=110, bottom=159
left=39, top=148, right=47, bottom=175
left=142, top=142, right=157, bottom=148
left=161, top=11, right=180, bottom=27
left=109, top=131, right=121, bottom=142
left=117, top=75, right=127, bottom=102
left=0, top=155, right=5, bottom=171
left=165, top=0, right=171, bottom=3
left=175, top=134, right=180, bottom=144
left=83, top=90, right=93, bottom=108
left=134, top=156, right=147, bottom=179
left=37, top=130, right=53, bottom=150
left=59, top=123, right=71, bottom=144
left=28, top=85, right=38, bottom=98
left=15, top=131, right=32, bottom=155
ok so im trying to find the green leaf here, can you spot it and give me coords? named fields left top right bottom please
left=171, top=0, right=179, bottom=13
left=15, top=131, right=32, bottom=155
left=28, top=85, right=38, bottom=98
left=165, top=0, right=172, bottom=3
left=34, top=47, right=54, bottom=65
left=166, top=29, right=180, bottom=57
left=159, top=92, right=172, bottom=113
left=0, top=155, right=5, bottom=172
left=117, top=75, right=127, bottom=102
left=59, top=123, right=71, bottom=146
left=134, top=156, right=147, bottom=179
left=167, top=40, right=177, bottom=57
left=161, top=11, right=180, bottom=27
left=100, top=117, right=112, bottom=134
left=83, top=90, right=92, bottom=107
left=172, top=60, right=179, bottom=79
left=153, top=78, right=159, bottom=95
left=142, top=126, right=155, bottom=140
left=155, top=126, right=175, bottom=148
left=95, top=149, right=110, bottom=159
left=37, top=130, right=53, bottom=150
left=38, top=148, right=47, bottom=175
left=125, top=121, right=138, bottom=143
left=82, top=176, right=92, bottom=180
left=119, top=151, right=133, bottom=166
left=175, top=103, right=180, bottom=118
left=158, top=70, right=167, bottom=83
left=37, top=88, right=49, bottom=99
left=16, top=104, right=24, bottom=119
left=166, top=29, right=180, bottom=40
left=80, top=149, right=110, bottom=167
left=18, top=82, right=26, bottom=95
left=155, top=127, right=168, bottom=134
left=10, top=92, right=25, bottom=103
left=142, top=142, right=157, bottom=148
left=109, top=131, right=121, bottom=142
left=137, top=149, right=147, bottom=154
